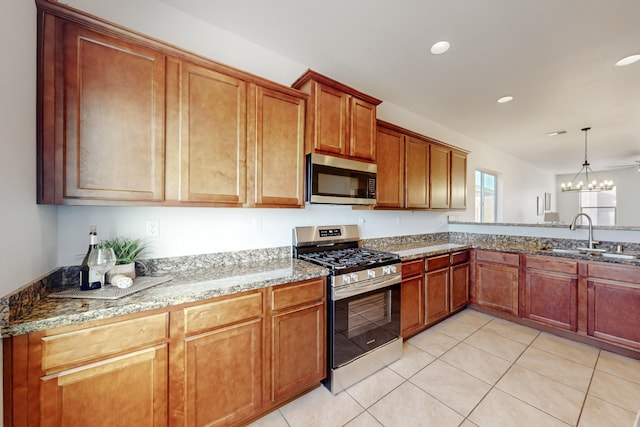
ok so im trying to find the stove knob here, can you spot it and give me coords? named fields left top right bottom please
left=350, top=273, right=359, bottom=283
left=368, top=270, right=376, bottom=278
left=389, top=265, right=397, bottom=274
left=382, top=266, right=391, bottom=275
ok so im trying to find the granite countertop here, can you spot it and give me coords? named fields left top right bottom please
left=4, top=258, right=328, bottom=337
left=368, top=240, right=640, bottom=267
left=368, top=241, right=472, bottom=261
left=6, top=234, right=640, bottom=337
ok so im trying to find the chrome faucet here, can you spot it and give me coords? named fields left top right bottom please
left=569, top=212, right=599, bottom=249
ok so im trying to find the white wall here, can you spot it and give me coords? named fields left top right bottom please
left=0, top=0, right=58, bottom=298
left=57, top=206, right=450, bottom=265
left=556, top=166, right=640, bottom=225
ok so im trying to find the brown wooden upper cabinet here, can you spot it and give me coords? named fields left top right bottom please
left=429, top=143, right=451, bottom=209
left=376, top=120, right=469, bottom=210
left=168, top=60, right=248, bottom=206
left=375, top=125, right=405, bottom=208
left=38, top=17, right=167, bottom=204
left=405, top=136, right=430, bottom=209
left=292, top=70, right=381, bottom=162
left=37, top=8, right=306, bottom=208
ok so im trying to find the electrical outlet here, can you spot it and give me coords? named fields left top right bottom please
left=252, top=218, right=262, bottom=232
left=146, top=220, right=159, bottom=237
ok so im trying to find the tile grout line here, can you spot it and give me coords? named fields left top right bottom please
left=455, top=320, right=543, bottom=426
left=574, top=349, right=601, bottom=427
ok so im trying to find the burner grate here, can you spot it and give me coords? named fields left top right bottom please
left=298, top=248, right=399, bottom=270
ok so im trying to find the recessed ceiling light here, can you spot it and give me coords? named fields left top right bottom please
left=547, top=130, right=567, bottom=136
left=615, top=54, right=640, bottom=67
left=497, top=96, right=513, bottom=104
left=430, top=41, right=450, bottom=55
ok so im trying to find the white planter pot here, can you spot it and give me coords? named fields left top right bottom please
left=106, top=262, right=136, bottom=284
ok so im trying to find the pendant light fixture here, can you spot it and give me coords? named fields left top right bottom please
left=560, top=127, right=614, bottom=192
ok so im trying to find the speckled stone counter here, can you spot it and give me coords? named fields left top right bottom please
left=368, top=241, right=472, bottom=261
left=364, top=233, right=640, bottom=266
left=5, top=231, right=639, bottom=337
left=2, top=255, right=327, bottom=337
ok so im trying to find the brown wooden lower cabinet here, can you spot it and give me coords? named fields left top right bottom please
left=40, top=344, right=168, bottom=427
left=522, top=255, right=578, bottom=332
left=425, top=255, right=450, bottom=325
left=450, top=251, right=470, bottom=312
left=474, top=250, right=640, bottom=355
left=184, top=319, right=263, bottom=427
left=587, top=263, right=640, bottom=349
left=270, top=279, right=326, bottom=402
left=474, top=250, right=519, bottom=315
left=401, top=250, right=470, bottom=338
left=401, top=260, right=425, bottom=338
left=4, top=278, right=326, bottom=427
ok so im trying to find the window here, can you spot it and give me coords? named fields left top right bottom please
left=580, top=187, right=616, bottom=225
left=475, top=170, right=497, bottom=223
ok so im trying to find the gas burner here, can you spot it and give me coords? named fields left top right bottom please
left=297, top=247, right=399, bottom=274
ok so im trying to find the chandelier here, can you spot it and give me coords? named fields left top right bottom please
left=560, top=127, right=614, bottom=192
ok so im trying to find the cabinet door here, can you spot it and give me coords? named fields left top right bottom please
left=376, top=125, right=405, bottom=208
left=587, top=279, right=640, bottom=349
left=60, top=23, right=165, bottom=202
left=248, top=85, right=305, bottom=207
left=475, top=263, right=519, bottom=315
left=429, top=144, right=451, bottom=209
left=524, top=270, right=577, bottom=331
left=425, top=267, right=450, bottom=325
left=272, top=302, right=325, bottom=401
left=40, top=345, right=168, bottom=427
left=450, top=262, right=470, bottom=312
left=349, top=97, right=377, bottom=161
left=401, top=275, right=424, bottom=338
left=313, top=83, right=348, bottom=156
left=405, top=136, right=429, bottom=209
left=184, top=319, right=263, bottom=427
left=450, top=150, right=467, bottom=209
left=177, top=61, right=247, bottom=205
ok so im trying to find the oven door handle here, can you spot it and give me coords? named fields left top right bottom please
left=332, top=275, right=401, bottom=300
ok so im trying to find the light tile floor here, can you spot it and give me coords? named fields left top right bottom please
left=249, top=309, right=640, bottom=427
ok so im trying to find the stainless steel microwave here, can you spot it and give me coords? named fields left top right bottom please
left=306, top=153, right=377, bottom=205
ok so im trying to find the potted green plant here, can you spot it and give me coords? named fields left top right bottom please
left=102, top=237, right=149, bottom=283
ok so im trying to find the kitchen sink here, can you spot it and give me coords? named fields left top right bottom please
left=546, top=247, right=638, bottom=260
left=549, top=248, right=583, bottom=255
left=575, top=247, right=606, bottom=254
left=601, top=252, right=637, bottom=260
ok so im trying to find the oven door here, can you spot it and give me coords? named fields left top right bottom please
left=329, top=282, right=401, bottom=369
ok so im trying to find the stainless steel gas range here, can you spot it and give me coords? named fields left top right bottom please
left=293, top=225, right=402, bottom=394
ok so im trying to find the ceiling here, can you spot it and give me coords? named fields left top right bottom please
left=161, top=0, right=640, bottom=174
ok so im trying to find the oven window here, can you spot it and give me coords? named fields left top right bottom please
left=330, top=284, right=400, bottom=368
left=347, top=292, right=391, bottom=338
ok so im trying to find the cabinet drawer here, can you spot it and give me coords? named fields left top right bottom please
left=451, top=251, right=470, bottom=265
left=425, top=254, right=449, bottom=272
left=271, top=278, right=325, bottom=311
left=185, top=291, right=263, bottom=335
left=402, top=259, right=424, bottom=278
left=588, top=263, right=640, bottom=284
left=42, top=313, right=168, bottom=372
left=526, top=255, right=578, bottom=275
left=476, top=250, right=519, bottom=266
